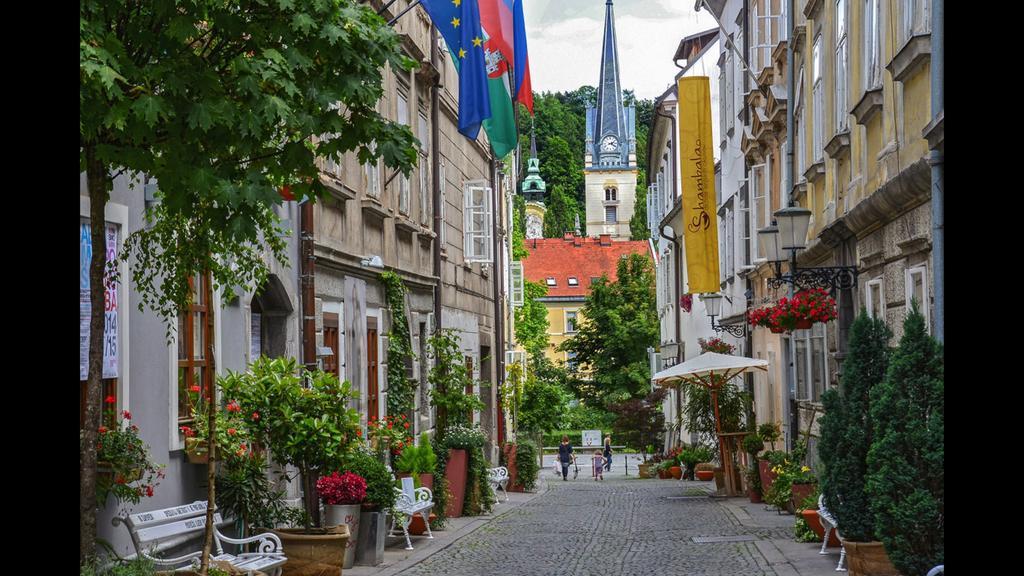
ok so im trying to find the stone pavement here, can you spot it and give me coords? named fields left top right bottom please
left=349, top=458, right=845, bottom=576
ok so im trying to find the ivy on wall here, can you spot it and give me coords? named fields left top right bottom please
left=381, top=270, right=416, bottom=416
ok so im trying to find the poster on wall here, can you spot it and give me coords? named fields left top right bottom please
left=80, top=219, right=120, bottom=381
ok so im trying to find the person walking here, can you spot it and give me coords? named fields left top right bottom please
left=603, top=434, right=613, bottom=471
left=557, top=435, right=575, bottom=481
left=592, top=450, right=605, bottom=480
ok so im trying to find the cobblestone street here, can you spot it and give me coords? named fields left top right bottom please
left=394, top=469, right=839, bottom=576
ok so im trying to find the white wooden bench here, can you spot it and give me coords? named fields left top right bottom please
left=817, top=494, right=847, bottom=572
left=112, top=500, right=286, bottom=575
left=388, top=476, right=434, bottom=550
left=488, top=466, right=509, bottom=502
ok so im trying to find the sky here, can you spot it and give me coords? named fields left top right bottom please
left=522, top=0, right=719, bottom=100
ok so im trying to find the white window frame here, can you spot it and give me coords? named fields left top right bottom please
left=812, top=35, right=824, bottom=162
left=365, top=156, right=380, bottom=199
left=835, top=0, right=849, bottom=132
left=418, top=112, right=430, bottom=226
left=905, top=265, right=929, bottom=333
left=397, top=90, right=411, bottom=215
left=901, top=0, right=931, bottom=46
left=751, top=163, right=767, bottom=262
left=725, top=205, right=735, bottom=278
left=565, top=310, right=578, bottom=334
left=568, top=277, right=579, bottom=286
left=463, top=180, right=492, bottom=262
left=739, top=185, right=752, bottom=268
left=864, top=0, right=882, bottom=91
left=865, top=278, right=885, bottom=320
left=794, top=66, right=806, bottom=177
left=546, top=277, right=556, bottom=286
left=439, top=161, right=447, bottom=249
left=794, top=322, right=829, bottom=401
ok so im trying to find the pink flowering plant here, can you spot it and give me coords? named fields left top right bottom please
left=698, top=337, right=736, bottom=355
left=95, top=396, right=165, bottom=507
left=790, top=288, right=838, bottom=324
left=316, top=472, right=367, bottom=505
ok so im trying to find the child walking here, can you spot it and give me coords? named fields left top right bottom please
left=592, top=450, right=605, bottom=481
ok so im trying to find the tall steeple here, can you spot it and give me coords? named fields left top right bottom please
left=521, top=119, right=546, bottom=203
left=585, top=0, right=636, bottom=169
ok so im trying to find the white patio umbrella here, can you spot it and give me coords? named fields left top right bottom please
left=652, top=352, right=769, bottom=495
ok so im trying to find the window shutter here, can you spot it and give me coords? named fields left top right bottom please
left=463, top=181, right=492, bottom=262
left=510, top=261, right=524, bottom=307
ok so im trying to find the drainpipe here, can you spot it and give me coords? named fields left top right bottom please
left=431, top=26, right=442, bottom=336
left=930, top=0, right=943, bottom=343
left=299, top=191, right=318, bottom=526
left=491, top=155, right=504, bottom=460
left=782, top=0, right=796, bottom=452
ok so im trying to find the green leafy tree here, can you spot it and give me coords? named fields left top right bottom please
left=512, top=194, right=528, bottom=259
left=517, top=361, right=570, bottom=436
left=80, top=0, right=417, bottom=564
left=818, top=312, right=892, bottom=541
left=866, top=303, right=943, bottom=575
left=560, top=253, right=658, bottom=406
left=630, top=178, right=650, bottom=241
left=515, top=281, right=550, bottom=358
left=542, top=185, right=579, bottom=238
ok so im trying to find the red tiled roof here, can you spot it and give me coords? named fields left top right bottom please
left=522, top=235, right=652, bottom=298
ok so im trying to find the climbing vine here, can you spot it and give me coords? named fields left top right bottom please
left=381, top=270, right=416, bottom=416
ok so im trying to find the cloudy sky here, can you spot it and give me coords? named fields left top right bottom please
left=522, top=0, right=719, bottom=100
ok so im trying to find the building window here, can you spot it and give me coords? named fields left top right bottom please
left=419, top=112, right=431, bottom=226
left=751, top=163, right=767, bottom=261
left=864, top=0, right=882, bottom=90
left=865, top=278, right=885, bottom=320
left=365, top=156, right=380, bottom=199
left=794, top=323, right=829, bottom=402
left=812, top=34, right=824, bottom=162
left=463, top=180, right=492, bottom=262
left=901, top=0, right=931, bottom=46
left=178, top=273, right=214, bottom=424
left=605, top=187, right=617, bottom=201
left=751, top=0, right=785, bottom=72
left=439, top=161, right=447, bottom=248
left=906, top=265, right=929, bottom=332
left=793, top=66, right=806, bottom=177
left=835, top=0, right=849, bottom=132
left=397, top=90, right=410, bottom=215
left=565, top=311, right=578, bottom=334
left=739, top=185, right=752, bottom=268
left=605, top=205, right=617, bottom=223
left=566, top=350, right=578, bottom=372
left=568, top=277, right=579, bottom=286
left=546, top=277, right=556, bottom=286
left=725, top=205, right=735, bottom=278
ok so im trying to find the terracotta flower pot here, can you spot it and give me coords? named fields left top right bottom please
left=842, top=540, right=902, bottom=576
left=185, top=438, right=209, bottom=464
left=419, top=473, right=433, bottom=491
left=670, top=466, right=682, bottom=480
left=409, top=512, right=436, bottom=535
left=695, top=469, right=715, bottom=481
left=758, top=459, right=777, bottom=493
left=790, top=482, right=816, bottom=510
left=748, top=488, right=763, bottom=503
left=800, top=509, right=841, bottom=547
left=657, top=467, right=669, bottom=479
left=445, top=448, right=467, bottom=518
left=794, top=318, right=813, bottom=329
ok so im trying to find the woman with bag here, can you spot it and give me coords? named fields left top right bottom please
left=603, top=434, right=613, bottom=471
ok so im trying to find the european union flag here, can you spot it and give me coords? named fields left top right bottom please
left=421, top=0, right=492, bottom=140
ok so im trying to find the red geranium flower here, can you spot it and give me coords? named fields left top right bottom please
left=105, top=395, right=116, bottom=404
left=122, top=410, right=132, bottom=420
left=252, top=411, right=260, bottom=421
left=227, top=428, right=237, bottom=436
left=190, top=385, right=201, bottom=393
left=99, top=425, right=108, bottom=434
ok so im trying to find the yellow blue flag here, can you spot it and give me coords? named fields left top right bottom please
left=422, top=0, right=492, bottom=139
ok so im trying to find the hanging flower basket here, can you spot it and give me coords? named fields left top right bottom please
left=748, top=290, right=838, bottom=333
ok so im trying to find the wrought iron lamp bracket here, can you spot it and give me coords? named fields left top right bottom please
left=711, top=318, right=746, bottom=338
left=767, top=266, right=859, bottom=292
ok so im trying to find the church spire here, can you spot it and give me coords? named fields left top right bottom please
left=521, top=119, right=546, bottom=202
left=586, top=0, right=634, bottom=168
left=530, top=116, right=537, bottom=158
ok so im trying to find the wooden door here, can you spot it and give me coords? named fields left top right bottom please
left=367, top=328, right=379, bottom=421
left=323, top=313, right=339, bottom=378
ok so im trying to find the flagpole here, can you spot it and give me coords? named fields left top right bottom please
left=388, top=0, right=422, bottom=26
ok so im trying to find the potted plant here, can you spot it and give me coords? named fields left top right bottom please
left=669, top=456, right=683, bottom=480
left=94, top=401, right=164, bottom=509
left=394, top=432, right=437, bottom=490
left=865, top=303, right=943, bottom=576
left=437, top=423, right=489, bottom=517
left=367, top=413, right=414, bottom=469
left=694, top=462, right=715, bottom=482
left=336, top=448, right=397, bottom=567
left=317, top=472, right=366, bottom=569
left=215, top=457, right=304, bottom=543
left=179, top=385, right=254, bottom=466
left=789, top=465, right=817, bottom=512
left=218, top=357, right=361, bottom=575
left=819, top=313, right=901, bottom=576
left=742, top=433, right=765, bottom=503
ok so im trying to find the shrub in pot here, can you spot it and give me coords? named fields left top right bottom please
left=694, top=462, right=715, bottom=481
left=394, top=432, right=437, bottom=490
left=337, top=448, right=396, bottom=566
left=818, top=313, right=900, bottom=575
left=742, top=434, right=764, bottom=502
left=865, top=303, right=943, bottom=576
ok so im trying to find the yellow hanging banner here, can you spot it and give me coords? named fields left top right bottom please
left=677, top=76, right=720, bottom=294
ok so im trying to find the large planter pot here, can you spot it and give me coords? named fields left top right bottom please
left=409, top=512, right=437, bottom=535
left=637, top=463, right=653, bottom=478
left=502, top=444, right=521, bottom=492
left=843, top=540, right=902, bottom=576
left=748, top=488, right=763, bottom=503
left=758, top=459, right=777, bottom=493
left=354, top=510, right=386, bottom=567
left=790, top=483, right=816, bottom=510
left=445, top=448, right=468, bottom=518
left=419, top=473, right=434, bottom=491
left=695, top=469, right=715, bottom=482
left=800, top=509, right=841, bottom=547
left=270, top=525, right=349, bottom=576
left=323, top=504, right=361, bottom=569
left=712, top=467, right=725, bottom=489
left=657, top=467, right=670, bottom=479
left=669, top=466, right=683, bottom=480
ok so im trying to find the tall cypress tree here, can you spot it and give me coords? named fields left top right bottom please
left=866, top=302, right=944, bottom=575
left=818, top=312, right=891, bottom=541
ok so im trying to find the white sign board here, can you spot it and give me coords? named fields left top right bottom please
left=581, top=430, right=602, bottom=448
left=80, top=219, right=120, bottom=381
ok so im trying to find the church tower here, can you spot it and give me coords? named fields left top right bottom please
left=584, top=0, right=637, bottom=239
left=521, top=124, right=547, bottom=239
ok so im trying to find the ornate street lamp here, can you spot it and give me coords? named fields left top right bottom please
left=759, top=207, right=858, bottom=292
left=699, top=293, right=745, bottom=338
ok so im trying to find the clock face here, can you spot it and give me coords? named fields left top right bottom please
left=600, top=135, right=618, bottom=152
